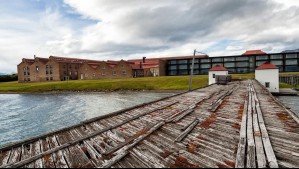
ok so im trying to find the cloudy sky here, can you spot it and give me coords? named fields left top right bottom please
left=0, top=0, right=299, bottom=73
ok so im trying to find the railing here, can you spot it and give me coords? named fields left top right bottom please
left=279, top=75, right=299, bottom=87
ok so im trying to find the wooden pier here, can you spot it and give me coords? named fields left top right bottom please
left=0, top=80, right=298, bottom=168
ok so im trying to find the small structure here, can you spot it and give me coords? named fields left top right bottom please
left=255, top=62, right=279, bottom=93
left=209, top=65, right=229, bottom=85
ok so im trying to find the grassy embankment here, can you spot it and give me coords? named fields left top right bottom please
left=0, top=73, right=297, bottom=93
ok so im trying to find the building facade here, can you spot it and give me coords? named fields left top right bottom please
left=18, top=56, right=134, bottom=83
left=255, top=62, right=280, bottom=93
left=165, top=50, right=299, bottom=76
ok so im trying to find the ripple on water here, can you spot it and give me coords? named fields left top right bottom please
left=0, top=92, right=174, bottom=147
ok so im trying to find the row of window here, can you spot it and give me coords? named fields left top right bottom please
left=85, top=70, right=128, bottom=78
left=167, top=66, right=299, bottom=75
left=168, top=54, right=299, bottom=64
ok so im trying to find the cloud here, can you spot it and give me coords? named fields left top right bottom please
left=0, top=0, right=299, bottom=73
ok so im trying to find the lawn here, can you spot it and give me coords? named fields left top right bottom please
left=0, top=73, right=297, bottom=93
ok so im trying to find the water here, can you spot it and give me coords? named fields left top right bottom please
left=0, top=92, right=174, bottom=147
left=277, top=96, right=299, bottom=116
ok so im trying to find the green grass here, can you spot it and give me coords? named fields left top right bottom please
left=0, top=73, right=298, bottom=93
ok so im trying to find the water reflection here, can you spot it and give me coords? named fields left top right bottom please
left=0, top=92, right=173, bottom=147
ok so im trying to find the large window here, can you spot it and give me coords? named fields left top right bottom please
left=236, top=62, right=249, bottom=67
left=228, top=69, right=236, bottom=73
left=179, top=70, right=188, bottom=75
left=179, top=65, right=188, bottom=69
left=236, top=68, right=249, bottom=73
left=224, top=62, right=235, bottom=68
left=168, top=65, right=177, bottom=70
left=286, top=59, right=298, bottom=65
left=201, top=64, right=211, bottom=69
left=270, top=60, right=283, bottom=66
left=201, top=59, right=211, bottom=63
left=285, top=66, right=299, bottom=72
left=169, top=60, right=177, bottom=65
left=200, top=69, right=209, bottom=74
left=212, top=58, right=223, bottom=62
left=286, top=54, right=298, bottom=59
left=224, top=57, right=235, bottom=62
left=212, top=63, right=223, bottom=67
left=270, top=55, right=283, bottom=60
left=178, top=60, right=188, bottom=64
left=192, top=64, right=200, bottom=69
left=168, top=70, right=177, bottom=76
left=236, top=56, right=249, bottom=61
left=256, top=55, right=269, bottom=60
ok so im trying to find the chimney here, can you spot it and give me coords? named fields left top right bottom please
left=143, top=57, right=146, bottom=63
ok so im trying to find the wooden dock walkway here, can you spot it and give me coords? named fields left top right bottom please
left=0, top=80, right=298, bottom=168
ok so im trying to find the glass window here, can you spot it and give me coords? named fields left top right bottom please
left=286, top=59, right=298, bottom=65
left=270, top=60, right=283, bottom=66
left=169, top=60, right=177, bottom=65
left=224, top=62, right=235, bottom=68
left=200, top=69, right=209, bottom=74
left=224, top=57, right=235, bottom=62
left=236, top=56, right=249, bottom=61
left=265, top=82, right=270, bottom=88
left=228, top=69, right=236, bottom=73
left=113, top=71, right=117, bottom=75
left=192, top=64, right=200, bottom=69
left=286, top=54, right=298, bottom=59
left=24, top=72, right=26, bottom=75
left=50, top=65, right=53, bottom=69
left=256, top=55, right=269, bottom=60
left=201, top=59, right=211, bottom=63
left=270, top=55, right=283, bottom=60
left=236, top=68, right=249, bottom=73
left=122, top=71, right=127, bottom=75
left=46, top=65, right=49, bottom=69
left=201, top=64, right=211, bottom=69
left=179, top=70, right=188, bottom=75
left=236, top=62, right=249, bottom=67
left=178, top=60, right=188, bottom=64
left=36, top=66, right=39, bottom=72
left=194, top=59, right=200, bottom=63
left=168, top=70, right=177, bottom=76
left=46, top=77, right=49, bottom=81
left=179, top=65, right=188, bottom=69
left=168, top=65, right=177, bottom=70
left=46, top=71, right=49, bottom=75
left=285, top=66, right=299, bottom=72
left=212, top=58, right=223, bottom=62
left=50, top=77, right=53, bottom=81
left=193, top=70, right=200, bottom=75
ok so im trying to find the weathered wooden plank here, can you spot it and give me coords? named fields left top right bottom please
left=246, top=89, right=256, bottom=168
left=235, top=99, right=248, bottom=168
left=175, top=119, right=199, bottom=142
left=0, top=151, right=11, bottom=167
left=40, top=138, right=55, bottom=168
left=48, top=136, right=68, bottom=168
left=6, top=147, right=22, bottom=166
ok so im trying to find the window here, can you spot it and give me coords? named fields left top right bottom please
left=178, top=60, right=188, bottom=64
left=46, top=71, right=49, bottom=75
left=93, top=73, right=96, bottom=77
left=36, top=66, right=39, bottom=72
left=236, top=56, right=249, bottom=61
left=70, top=72, right=72, bottom=76
left=212, top=63, right=223, bottom=67
left=46, top=65, right=49, bottom=69
left=113, top=71, right=117, bottom=75
left=256, top=55, right=269, bottom=60
left=63, top=65, right=66, bottom=69
left=236, top=62, right=249, bottom=67
left=27, top=72, right=30, bottom=76
left=271, top=60, right=283, bottom=66
left=212, top=58, right=223, bottom=62
left=169, top=60, right=177, bottom=65
left=50, top=65, right=53, bottom=69
left=102, top=72, right=106, bottom=76
left=213, top=74, right=216, bottom=78
left=46, top=77, right=49, bottom=81
left=75, top=72, right=78, bottom=76
left=286, top=54, right=297, bottom=59
left=50, top=70, right=53, bottom=75
left=64, top=71, right=67, bottom=75
left=200, top=69, right=209, bottom=74
left=122, top=71, right=127, bottom=75
left=201, top=64, right=211, bottom=69
left=69, top=65, right=72, bottom=69
left=236, top=68, right=249, bottom=73
left=201, top=59, right=211, bottom=63
left=265, top=82, right=270, bottom=88
left=50, top=77, right=53, bottom=81
left=168, top=70, right=177, bottom=76
left=28, top=78, right=31, bottom=82
left=224, top=57, right=235, bottom=62
left=192, top=64, right=200, bottom=69
left=23, top=67, right=26, bottom=71
left=121, top=65, right=124, bottom=68
left=168, top=65, right=177, bottom=70
left=178, top=70, right=188, bottom=75
left=179, top=65, right=188, bottom=69
left=285, top=66, right=299, bottom=72
left=224, top=62, right=235, bottom=68
left=102, top=66, right=106, bottom=70
left=24, top=72, right=26, bottom=75
left=286, top=59, right=298, bottom=65
left=256, top=61, right=267, bottom=67
left=270, top=55, right=283, bottom=60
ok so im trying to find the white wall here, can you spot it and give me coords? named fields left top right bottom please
left=255, top=69, right=279, bottom=93
left=209, top=71, right=229, bottom=85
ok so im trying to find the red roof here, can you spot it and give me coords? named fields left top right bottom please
left=242, top=50, right=267, bottom=55
left=209, top=65, right=228, bottom=71
left=256, top=62, right=279, bottom=70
